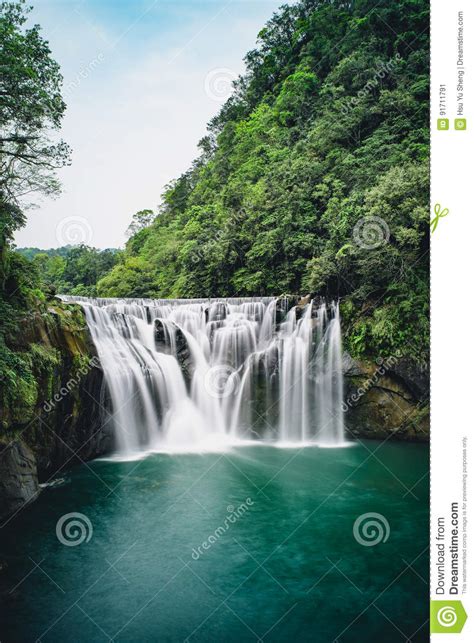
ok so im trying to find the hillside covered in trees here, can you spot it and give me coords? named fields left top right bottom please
left=16, top=245, right=120, bottom=296
left=95, top=0, right=429, bottom=363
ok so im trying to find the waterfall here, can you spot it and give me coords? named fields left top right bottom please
left=62, top=296, right=346, bottom=454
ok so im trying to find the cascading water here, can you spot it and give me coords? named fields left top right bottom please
left=62, top=296, right=346, bottom=454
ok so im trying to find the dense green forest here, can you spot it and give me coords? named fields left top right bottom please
left=16, top=245, right=120, bottom=296
left=96, top=0, right=429, bottom=362
left=1, top=0, right=429, bottom=411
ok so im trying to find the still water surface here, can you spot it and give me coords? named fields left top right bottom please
left=0, top=441, right=429, bottom=642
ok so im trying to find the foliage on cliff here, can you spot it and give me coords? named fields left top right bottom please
left=97, top=0, right=429, bottom=363
left=0, top=1, right=74, bottom=417
left=0, top=257, right=92, bottom=432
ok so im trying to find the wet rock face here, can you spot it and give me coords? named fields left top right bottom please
left=275, top=296, right=297, bottom=325
left=0, top=441, right=39, bottom=520
left=154, top=318, right=194, bottom=387
left=29, top=358, right=113, bottom=475
left=387, top=357, right=429, bottom=400
left=0, top=303, right=112, bottom=519
left=342, top=354, right=429, bottom=442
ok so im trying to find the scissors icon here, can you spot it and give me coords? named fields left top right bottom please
left=430, top=203, right=449, bottom=233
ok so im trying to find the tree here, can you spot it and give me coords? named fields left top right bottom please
left=126, top=209, right=155, bottom=238
left=13, top=245, right=120, bottom=295
left=0, top=0, right=70, bottom=246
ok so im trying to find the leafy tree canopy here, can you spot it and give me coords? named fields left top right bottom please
left=0, top=1, right=70, bottom=219
left=16, top=245, right=121, bottom=296
left=126, top=209, right=155, bottom=238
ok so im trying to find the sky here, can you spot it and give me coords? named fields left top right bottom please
left=15, top=0, right=288, bottom=250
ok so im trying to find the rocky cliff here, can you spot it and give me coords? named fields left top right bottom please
left=0, top=302, right=112, bottom=520
left=342, top=352, right=429, bottom=442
